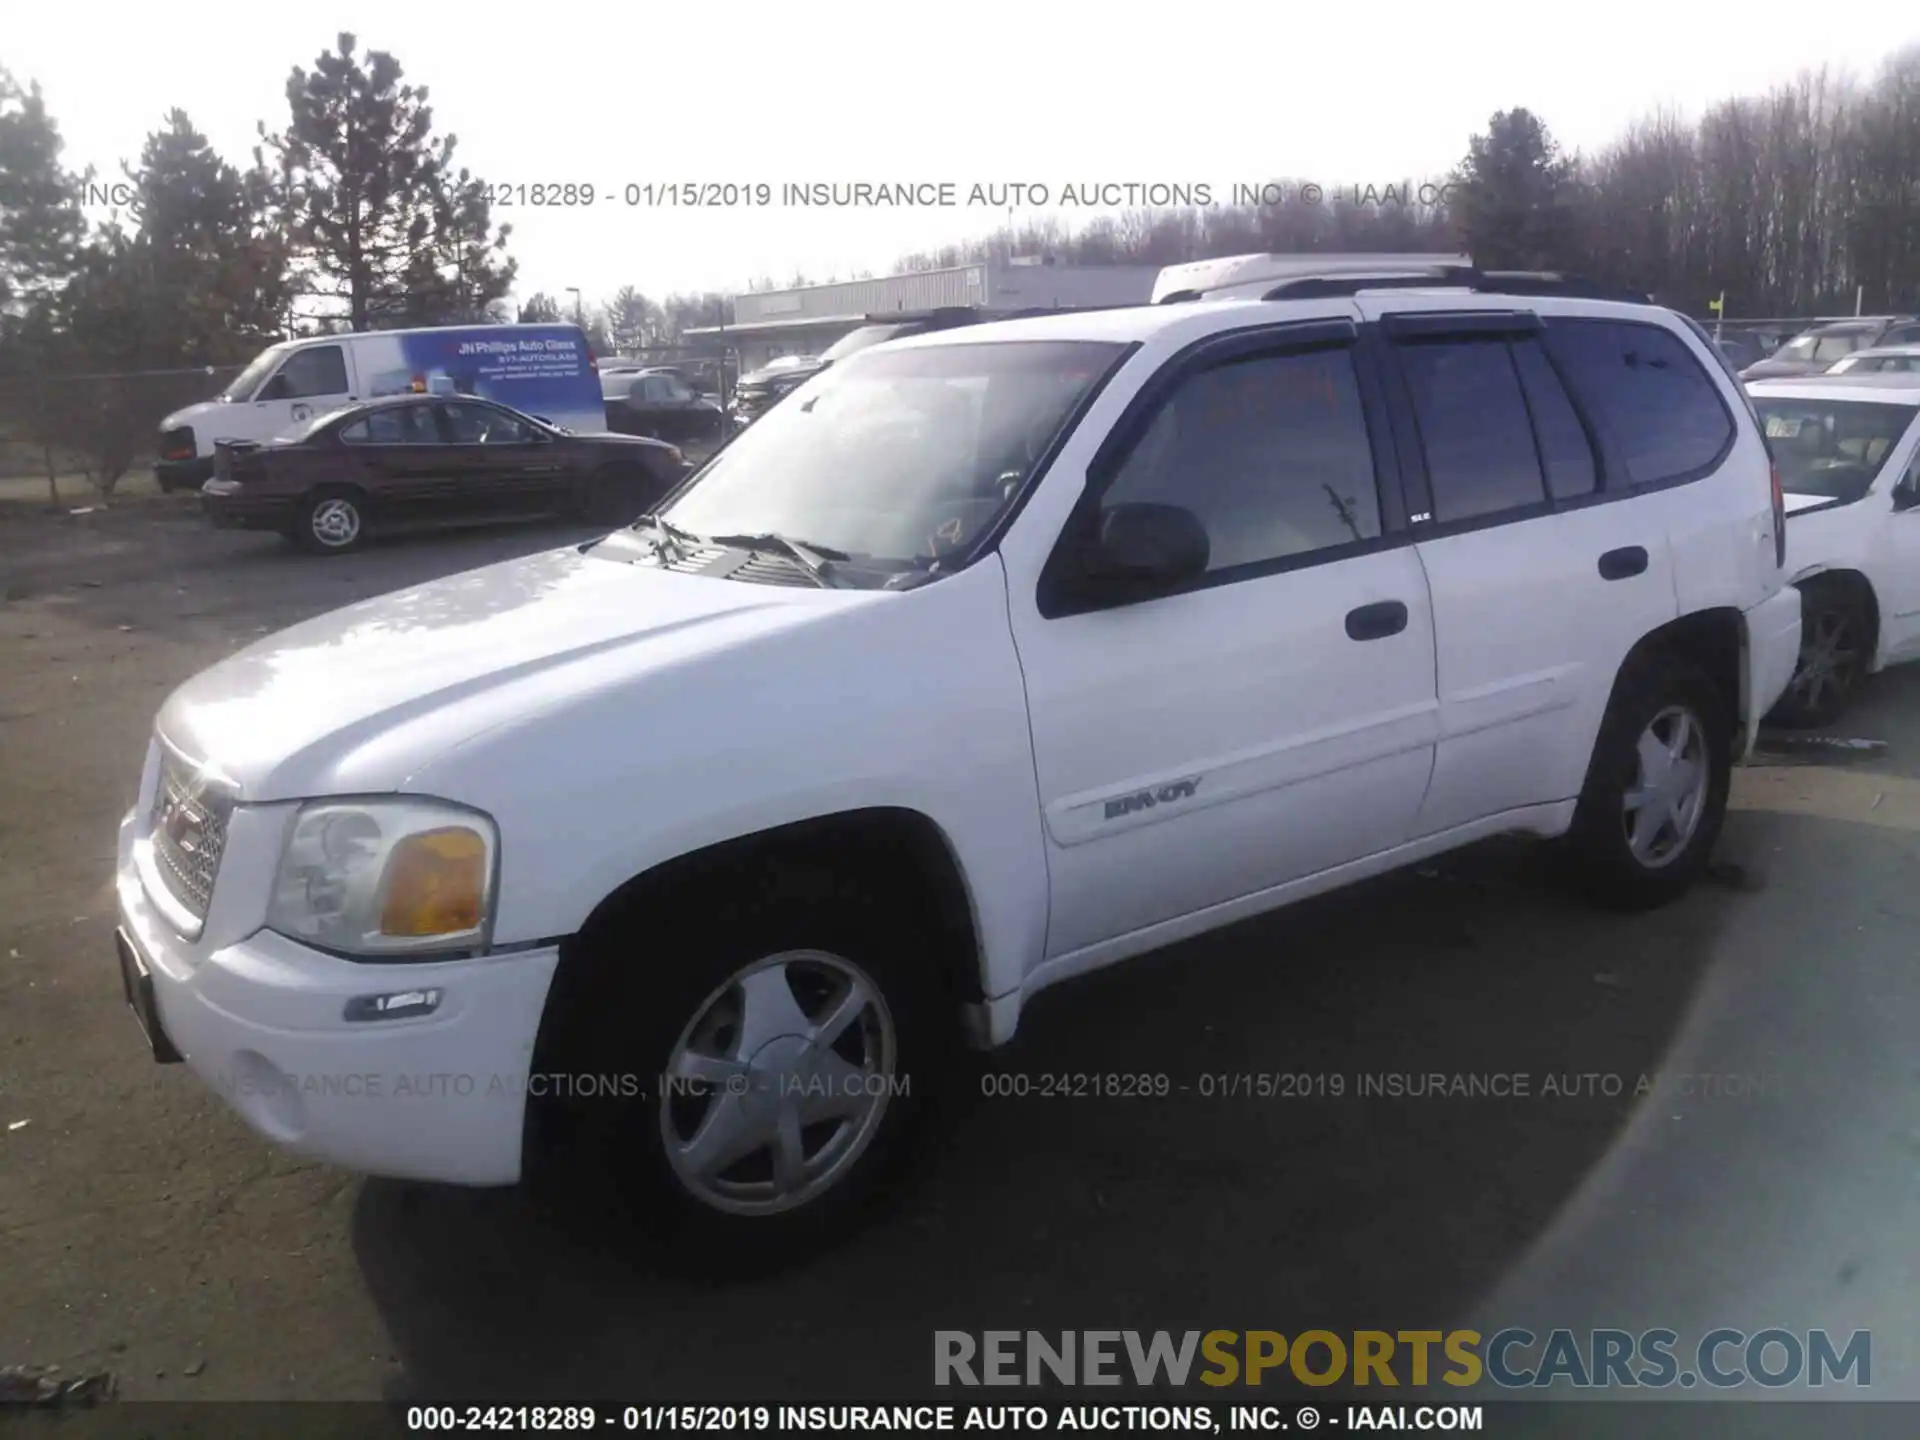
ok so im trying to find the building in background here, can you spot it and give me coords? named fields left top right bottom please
left=685, top=260, right=1159, bottom=373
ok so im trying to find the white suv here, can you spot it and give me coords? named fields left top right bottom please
left=114, top=260, right=1802, bottom=1257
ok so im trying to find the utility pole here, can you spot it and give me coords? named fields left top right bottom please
left=565, top=287, right=584, bottom=327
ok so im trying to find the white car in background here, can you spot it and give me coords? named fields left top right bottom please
left=1748, top=375, right=1920, bottom=725
left=1823, top=344, right=1920, bottom=377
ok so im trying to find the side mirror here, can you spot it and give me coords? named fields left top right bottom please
left=1076, top=502, right=1209, bottom=597
left=258, top=374, right=291, bottom=401
left=1894, top=473, right=1920, bottom=512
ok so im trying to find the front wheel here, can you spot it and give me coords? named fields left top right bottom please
left=528, top=871, right=948, bottom=1270
left=1562, top=652, right=1732, bottom=911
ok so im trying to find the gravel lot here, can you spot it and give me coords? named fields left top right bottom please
left=5, top=486, right=1920, bottom=1405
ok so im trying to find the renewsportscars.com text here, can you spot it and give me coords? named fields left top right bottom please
left=934, top=1329, right=1870, bottom=1389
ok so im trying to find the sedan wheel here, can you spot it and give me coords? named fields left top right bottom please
left=311, top=498, right=361, bottom=547
left=293, top=489, right=367, bottom=554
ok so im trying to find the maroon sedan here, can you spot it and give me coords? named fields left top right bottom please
left=200, top=395, right=691, bottom=554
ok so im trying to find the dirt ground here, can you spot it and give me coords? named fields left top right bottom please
left=5, top=483, right=1920, bottom=1407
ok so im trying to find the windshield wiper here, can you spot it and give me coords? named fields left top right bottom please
left=708, top=531, right=847, bottom=587
left=630, top=512, right=704, bottom=560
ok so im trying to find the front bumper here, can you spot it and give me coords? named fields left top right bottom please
left=1745, top=584, right=1804, bottom=749
left=114, top=807, right=560, bottom=1186
left=155, top=456, right=214, bottom=491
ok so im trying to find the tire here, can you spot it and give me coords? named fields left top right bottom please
left=292, top=486, right=368, bottom=555
left=1562, top=651, right=1733, bottom=912
left=1766, top=579, right=1869, bottom=729
left=528, top=864, right=953, bottom=1271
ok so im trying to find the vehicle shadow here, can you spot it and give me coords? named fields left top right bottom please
left=351, top=833, right=1745, bottom=1403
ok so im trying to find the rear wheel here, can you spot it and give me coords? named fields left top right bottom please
left=292, top=486, right=367, bottom=555
left=1767, top=578, right=1869, bottom=728
left=1562, top=651, right=1732, bottom=911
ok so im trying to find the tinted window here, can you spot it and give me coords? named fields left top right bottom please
left=275, top=346, right=349, bottom=399
left=339, top=406, right=436, bottom=444
left=1548, top=320, right=1734, bottom=485
left=1398, top=341, right=1546, bottom=522
left=1511, top=340, right=1598, bottom=500
left=440, top=403, right=534, bottom=443
left=1100, top=347, right=1382, bottom=573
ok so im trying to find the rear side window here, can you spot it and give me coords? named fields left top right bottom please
left=1398, top=341, right=1547, bottom=523
left=1101, top=346, right=1382, bottom=573
left=1550, top=319, right=1734, bottom=486
left=1510, top=340, right=1598, bottom=500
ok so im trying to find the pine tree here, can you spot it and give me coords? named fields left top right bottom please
left=259, top=33, right=510, bottom=330
left=0, top=67, right=86, bottom=315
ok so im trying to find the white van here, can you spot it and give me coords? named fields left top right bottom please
left=153, top=324, right=604, bottom=491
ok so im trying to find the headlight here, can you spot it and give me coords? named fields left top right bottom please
left=266, top=799, right=497, bottom=959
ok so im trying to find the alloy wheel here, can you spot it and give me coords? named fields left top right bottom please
left=310, top=498, right=361, bottom=548
left=1621, top=704, right=1711, bottom=868
left=660, top=950, right=897, bottom=1216
left=1788, top=607, right=1861, bottom=718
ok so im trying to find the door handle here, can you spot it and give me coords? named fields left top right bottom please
left=1598, top=546, right=1649, bottom=580
left=1345, top=600, right=1409, bottom=641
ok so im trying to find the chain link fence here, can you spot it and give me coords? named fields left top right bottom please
left=0, top=364, right=245, bottom=495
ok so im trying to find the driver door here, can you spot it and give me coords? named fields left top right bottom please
left=255, top=345, right=356, bottom=436
left=434, top=401, right=564, bottom=517
left=1002, top=324, right=1441, bottom=960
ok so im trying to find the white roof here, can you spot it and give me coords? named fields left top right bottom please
left=1150, top=252, right=1474, bottom=303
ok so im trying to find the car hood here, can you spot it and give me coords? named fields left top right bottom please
left=738, top=362, right=827, bottom=389
left=576, top=431, right=681, bottom=455
left=1782, top=491, right=1847, bottom=514
left=160, top=398, right=247, bottom=433
left=156, top=542, right=868, bottom=801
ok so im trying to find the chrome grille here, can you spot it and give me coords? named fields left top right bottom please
left=148, top=749, right=234, bottom=921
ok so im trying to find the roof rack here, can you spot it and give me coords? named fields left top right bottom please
left=1257, top=265, right=1648, bottom=304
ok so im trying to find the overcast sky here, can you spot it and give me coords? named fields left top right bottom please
left=7, top=3, right=1919, bottom=308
